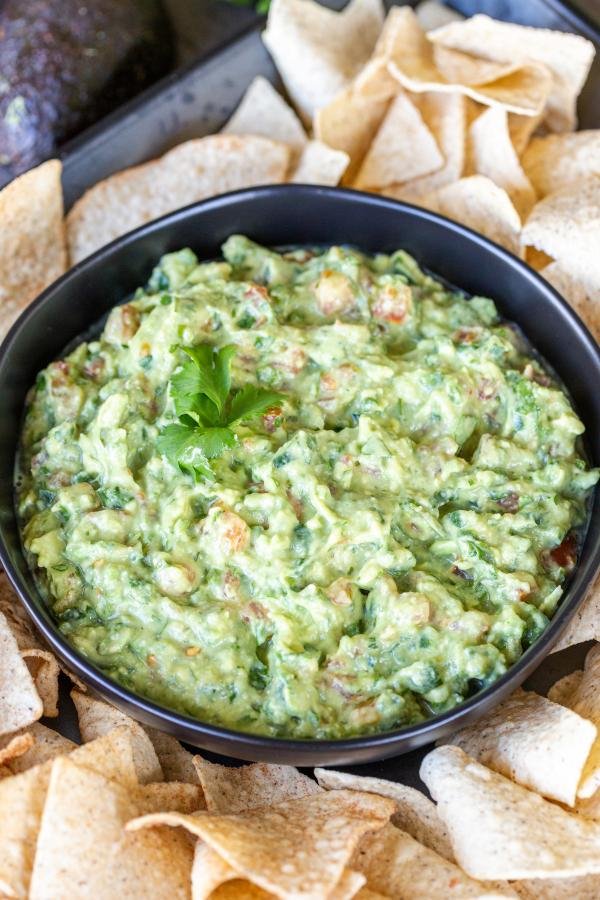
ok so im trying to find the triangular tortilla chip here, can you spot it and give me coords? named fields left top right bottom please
left=0, top=722, right=76, bottom=775
left=291, top=139, right=349, bottom=185
left=143, top=726, right=198, bottom=784
left=522, top=177, right=600, bottom=284
left=222, top=75, right=307, bottom=156
left=194, top=758, right=321, bottom=814
left=547, top=669, right=583, bottom=706
left=441, top=687, right=596, bottom=806
left=314, top=86, right=390, bottom=184
left=429, top=14, right=596, bottom=131
left=354, top=90, right=443, bottom=190
left=417, top=175, right=522, bottom=255
left=523, top=131, right=600, bottom=198
left=468, top=106, right=536, bottom=218
left=263, top=0, right=384, bottom=123
left=0, top=727, right=137, bottom=897
left=385, top=8, right=551, bottom=118
left=421, top=746, right=600, bottom=880
left=0, top=609, right=42, bottom=736
left=128, top=790, right=395, bottom=899
left=67, top=135, right=291, bottom=263
left=0, top=572, right=59, bottom=718
left=315, top=767, right=454, bottom=862
left=0, top=159, right=67, bottom=339
left=29, top=757, right=195, bottom=900
left=71, top=689, right=163, bottom=783
left=386, top=91, right=466, bottom=201
left=353, top=823, right=516, bottom=899
left=550, top=578, right=600, bottom=652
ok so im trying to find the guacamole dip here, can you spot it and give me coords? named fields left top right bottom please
left=16, top=237, right=598, bottom=739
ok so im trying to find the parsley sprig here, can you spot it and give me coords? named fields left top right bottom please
left=158, top=344, right=283, bottom=480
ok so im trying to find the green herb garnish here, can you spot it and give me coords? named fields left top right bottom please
left=158, top=344, right=283, bottom=480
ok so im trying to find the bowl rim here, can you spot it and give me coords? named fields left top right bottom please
left=2, top=182, right=600, bottom=754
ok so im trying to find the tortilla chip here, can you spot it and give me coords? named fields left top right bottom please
left=433, top=44, right=528, bottom=89
left=28, top=756, right=194, bottom=900
left=353, top=823, right=516, bottom=899
left=354, top=90, right=443, bottom=190
left=67, top=135, right=291, bottom=263
left=314, top=86, right=390, bottom=184
left=385, top=8, right=550, bottom=118
left=418, top=175, right=522, bottom=255
left=508, top=111, right=544, bottom=157
left=551, top=578, right=600, bottom=652
left=0, top=609, right=42, bottom=736
left=262, top=0, right=384, bottom=123
left=429, top=14, right=596, bottom=131
left=523, top=131, right=600, bottom=198
left=515, top=874, right=600, bottom=899
left=0, top=731, right=34, bottom=767
left=315, top=767, right=454, bottom=862
left=143, top=726, right=198, bottom=783
left=1, top=722, right=76, bottom=775
left=386, top=91, right=466, bottom=201
left=0, top=159, right=67, bottom=339
left=136, top=780, right=204, bottom=814
left=222, top=75, right=306, bottom=156
left=522, top=177, right=600, bottom=281
left=0, top=727, right=137, bottom=897
left=548, top=670, right=584, bottom=706
left=543, top=645, right=600, bottom=799
left=421, top=745, right=600, bottom=880
left=416, top=0, right=464, bottom=33
left=352, top=8, right=412, bottom=102
left=291, top=139, right=349, bottom=185
left=539, top=260, right=600, bottom=343
left=441, top=687, right=596, bottom=806
left=468, top=106, right=536, bottom=218
left=71, top=689, right=163, bottom=783
left=0, top=572, right=60, bottom=717
left=128, top=790, right=395, bottom=899
left=195, top=758, right=321, bottom=814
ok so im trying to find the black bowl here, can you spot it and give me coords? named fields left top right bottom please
left=1, top=185, right=599, bottom=766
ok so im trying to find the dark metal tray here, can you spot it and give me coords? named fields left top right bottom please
left=52, top=1, right=600, bottom=784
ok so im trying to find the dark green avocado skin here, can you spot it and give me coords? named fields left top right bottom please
left=0, top=0, right=174, bottom=187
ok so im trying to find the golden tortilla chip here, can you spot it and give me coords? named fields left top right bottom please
left=418, top=175, right=522, bottom=255
left=136, top=780, right=204, bottom=814
left=386, top=91, right=466, bottom=201
left=508, top=111, right=544, bottom=157
left=441, top=687, right=596, bottom=806
left=385, top=8, right=550, bottom=118
left=1, top=722, right=76, bottom=775
left=0, top=572, right=60, bottom=717
left=67, top=135, right=291, bottom=263
left=543, top=645, right=600, bottom=799
left=515, top=873, right=600, bottom=899
left=263, top=0, right=384, bottom=123
left=315, top=767, right=454, bottom=862
left=29, top=756, right=194, bottom=900
left=0, top=609, right=42, bottom=736
left=523, top=131, right=600, bottom=198
left=143, top=726, right=198, bottom=783
left=429, top=14, right=596, bottom=131
left=291, top=140, right=350, bottom=186
left=71, top=689, right=163, bottom=783
left=539, top=260, right=600, bottom=344
left=0, top=727, right=137, bottom=897
left=0, top=731, right=34, bottom=768
left=222, top=75, right=307, bottom=156
left=548, top=670, right=583, bottom=706
left=421, top=745, right=600, bottom=880
left=468, top=106, right=536, bottom=218
left=353, top=823, right=516, bottom=899
left=0, top=159, right=67, bottom=340
left=522, top=176, right=600, bottom=280
left=550, top=578, right=600, bottom=652
left=194, top=758, right=320, bottom=814
left=354, top=90, right=443, bottom=190
left=128, top=790, right=395, bottom=899
left=314, top=86, right=390, bottom=184
left=525, top=246, right=554, bottom=271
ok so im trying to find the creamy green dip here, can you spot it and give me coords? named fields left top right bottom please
left=16, top=237, right=598, bottom=739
